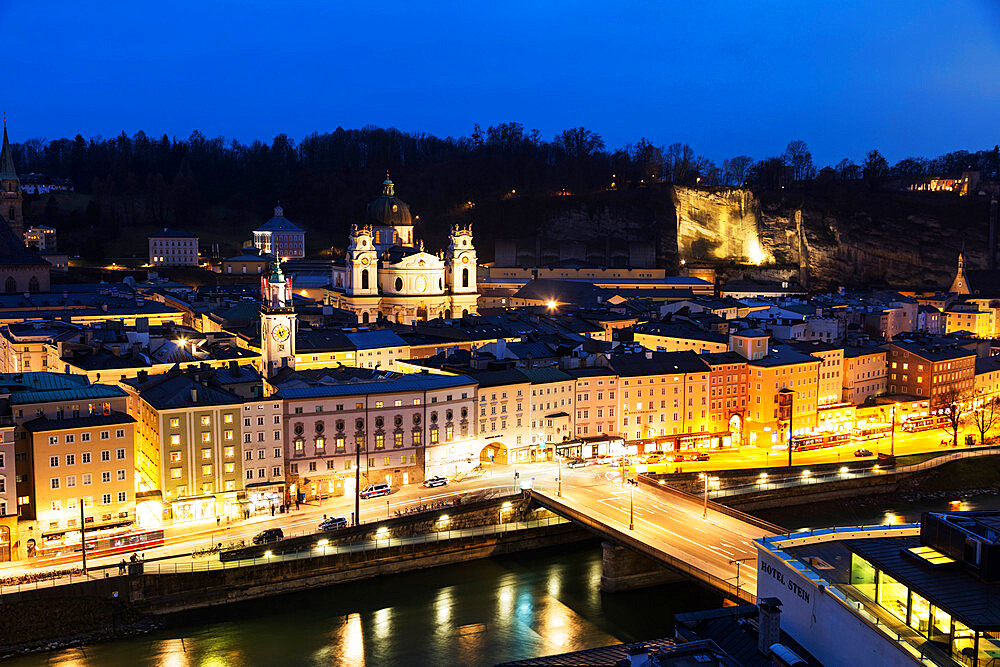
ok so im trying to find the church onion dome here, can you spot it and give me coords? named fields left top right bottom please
left=365, top=175, right=413, bottom=228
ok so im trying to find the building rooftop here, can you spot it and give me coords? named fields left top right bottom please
left=0, top=372, right=127, bottom=405
left=23, top=410, right=136, bottom=433
left=608, top=350, right=711, bottom=376
left=273, top=369, right=476, bottom=399
left=149, top=228, right=198, bottom=239
left=255, top=206, right=304, bottom=233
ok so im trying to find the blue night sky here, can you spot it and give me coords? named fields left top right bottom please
left=8, top=1, right=1000, bottom=165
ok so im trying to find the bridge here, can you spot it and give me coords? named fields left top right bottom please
left=530, top=474, right=781, bottom=603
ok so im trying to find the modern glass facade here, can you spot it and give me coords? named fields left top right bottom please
left=851, top=553, right=997, bottom=665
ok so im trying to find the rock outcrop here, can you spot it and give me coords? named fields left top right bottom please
left=671, top=184, right=990, bottom=290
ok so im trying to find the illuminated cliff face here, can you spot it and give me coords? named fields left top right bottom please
left=672, top=186, right=773, bottom=265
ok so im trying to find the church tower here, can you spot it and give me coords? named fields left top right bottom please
left=346, top=224, right=378, bottom=296
left=260, top=263, right=297, bottom=377
left=446, top=223, right=476, bottom=294
left=0, top=121, right=23, bottom=238
left=446, top=223, right=478, bottom=318
left=949, top=252, right=971, bottom=295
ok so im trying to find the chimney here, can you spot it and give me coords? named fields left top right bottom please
left=757, top=597, right=783, bottom=655
left=645, top=350, right=652, bottom=360
left=228, top=360, right=239, bottom=375
left=137, top=370, right=148, bottom=383
left=625, top=644, right=649, bottom=667
left=190, top=387, right=198, bottom=403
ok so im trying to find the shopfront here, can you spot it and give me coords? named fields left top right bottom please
left=170, top=495, right=217, bottom=522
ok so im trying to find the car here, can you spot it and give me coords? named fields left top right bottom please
left=644, top=454, right=663, bottom=464
left=360, top=483, right=391, bottom=499
left=669, top=453, right=685, bottom=463
left=252, top=528, right=284, bottom=545
left=854, top=448, right=873, bottom=457
left=691, top=452, right=711, bottom=462
left=423, top=475, right=448, bottom=488
left=566, top=458, right=587, bottom=468
left=319, top=516, right=348, bottom=531
left=592, top=456, right=613, bottom=466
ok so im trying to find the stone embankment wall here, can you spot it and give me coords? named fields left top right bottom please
left=0, top=495, right=592, bottom=654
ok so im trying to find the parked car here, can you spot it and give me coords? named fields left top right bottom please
left=690, top=452, right=711, bottom=462
left=854, top=448, right=873, bottom=457
left=423, top=475, right=448, bottom=488
left=319, top=516, right=348, bottom=531
left=252, top=528, right=284, bottom=545
left=669, top=453, right=685, bottom=463
left=567, top=458, right=587, bottom=468
left=360, top=483, right=391, bottom=498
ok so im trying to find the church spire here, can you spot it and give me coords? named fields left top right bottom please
left=0, top=119, right=18, bottom=183
left=382, top=171, right=394, bottom=196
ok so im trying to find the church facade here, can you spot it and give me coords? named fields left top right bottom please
left=330, top=177, right=479, bottom=324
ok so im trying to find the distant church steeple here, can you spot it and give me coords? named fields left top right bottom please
left=950, top=252, right=970, bottom=295
left=0, top=119, right=23, bottom=238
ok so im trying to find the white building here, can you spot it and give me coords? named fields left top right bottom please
left=253, top=205, right=305, bottom=259
left=23, top=226, right=56, bottom=251
left=241, top=398, right=285, bottom=511
left=330, top=177, right=479, bottom=325
left=149, top=228, right=199, bottom=267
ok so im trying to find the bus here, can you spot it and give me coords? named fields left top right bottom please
left=901, top=416, right=948, bottom=433
left=790, top=432, right=853, bottom=451
left=852, top=425, right=893, bottom=441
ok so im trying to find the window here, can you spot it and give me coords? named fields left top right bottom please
left=117, top=469, right=126, bottom=481
left=82, top=473, right=92, bottom=485
left=50, top=455, right=59, bottom=467
left=116, top=429, right=125, bottom=439
left=170, top=418, right=180, bottom=428
left=116, top=448, right=125, bottom=460
left=118, top=491, right=127, bottom=503
left=201, top=432, right=211, bottom=443
left=170, top=435, right=181, bottom=446
left=224, top=430, right=233, bottom=441
left=375, top=434, right=385, bottom=450
left=102, top=493, right=112, bottom=505
left=202, top=464, right=212, bottom=476
left=66, top=475, right=76, bottom=487
left=171, top=451, right=182, bottom=462
left=224, top=446, right=235, bottom=458
left=100, top=431, right=110, bottom=440
left=202, top=448, right=212, bottom=460
left=101, top=471, right=111, bottom=483
left=224, top=463, right=235, bottom=473
left=48, top=436, right=58, bottom=445
left=101, top=450, right=110, bottom=462
left=201, top=416, right=211, bottom=426
left=224, top=414, right=233, bottom=424
left=50, top=477, right=60, bottom=489
left=82, top=433, right=90, bottom=442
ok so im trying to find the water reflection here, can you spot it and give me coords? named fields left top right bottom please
left=9, top=545, right=720, bottom=667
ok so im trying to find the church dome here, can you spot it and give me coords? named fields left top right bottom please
left=365, top=176, right=413, bottom=228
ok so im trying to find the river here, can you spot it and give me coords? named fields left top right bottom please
left=13, top=492, right=1000, bottom=667
left=8, top=543, right=720, bottom=667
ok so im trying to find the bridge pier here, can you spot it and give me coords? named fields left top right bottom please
left=599, top=541, right=685, bottom=593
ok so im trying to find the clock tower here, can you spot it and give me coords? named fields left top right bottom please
left=260, top=263, right=297, bottom=377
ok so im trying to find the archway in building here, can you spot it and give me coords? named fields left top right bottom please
left=480, top=443, right=508, bottom=465
left=361, top=269, right=369, bottom=290
left=361, top=311, right=370, bottom=324
left=395, top=312, right=403, bottom=323
left=461, top=308, right=468, bottom=318
left=444, top=308, right=452, bottom=319
left=728, top=414, right=742, bottom=447
left=416, top=303, right=427, bottom=321
left=4, top=277, right=14, bottom=294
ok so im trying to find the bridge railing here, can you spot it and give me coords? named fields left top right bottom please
left=0, top=515, right=569, bottom=596
left=637, top=475, right=785, bottom=535
left=530, top=490, right=757, bottom=605
left=707, top=446, right=1000, bottom=500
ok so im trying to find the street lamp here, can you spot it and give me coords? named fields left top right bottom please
left=629, top=483, right=634, bottom=531
left=557, top=453, right=562, bottom=498
left=700, top=473, right=719, bottom=519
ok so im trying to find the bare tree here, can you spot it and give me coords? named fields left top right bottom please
left=938, top=387, right=973, bottom=447
left=724, top=155, right=754, bottom=186
left=971, top=391, right=1000, bottom=445
left=783, top=140, right=815, bottom=181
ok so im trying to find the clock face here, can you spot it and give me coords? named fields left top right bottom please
left=461, top=255, right=470, bottom=264
left=360, top=257, right=370, bottom=266
left=272, top=323, right=290, bottom=342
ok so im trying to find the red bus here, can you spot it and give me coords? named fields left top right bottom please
left=38, top=528, right=165, bottom=559
left=901, top=417, right=948, bottom=433
left=852, top=425, right=892, bottom=441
